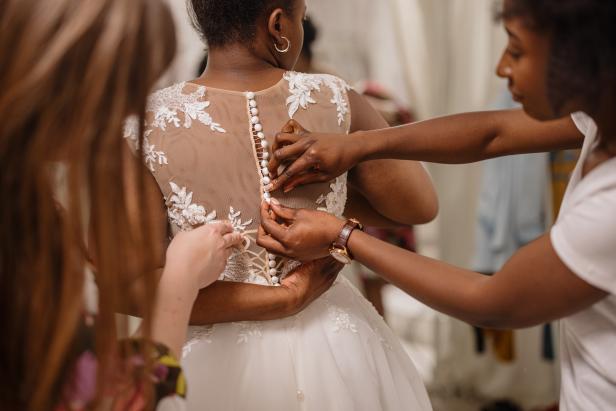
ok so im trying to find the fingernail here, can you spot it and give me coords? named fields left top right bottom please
left=270, top=198, right=281, bottom=206
left=265, top=183, right=273, bottom=191
left=283, top=186, right=293, bottom=193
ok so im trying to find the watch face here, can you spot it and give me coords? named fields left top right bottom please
left=330, top=249, right=351, bottom=264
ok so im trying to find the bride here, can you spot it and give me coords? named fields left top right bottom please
left=125, top=0, right=438, bottom=409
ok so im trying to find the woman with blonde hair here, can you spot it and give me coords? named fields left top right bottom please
left=0, top=0, right=244, bottom=409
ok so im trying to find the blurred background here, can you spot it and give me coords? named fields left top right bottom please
left=156, top=1, right=578, bottom=410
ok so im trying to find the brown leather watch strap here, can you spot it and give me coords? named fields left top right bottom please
left=333, top=219, right=363, bottom=256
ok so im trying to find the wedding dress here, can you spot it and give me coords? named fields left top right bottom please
left=125, top=71, right=432, bottom=411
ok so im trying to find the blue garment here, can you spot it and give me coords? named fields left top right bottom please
left=472, top=91, right=554, bottom=361
left=472, top=92, right=549, bottom=273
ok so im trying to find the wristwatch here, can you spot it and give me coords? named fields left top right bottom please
left=329, top=218, right=364, bottom=264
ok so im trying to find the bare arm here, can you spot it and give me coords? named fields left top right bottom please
left=189, top=281, right=289, bottom=324
left=269, top=109, right=583, bottom=191
left=257, top=203, right=607, bottom=329
left=357, top=109, right=583, bottom=163
left=344, top=90, right=438, bottom=225
left=190, top=257, right=342, bottom=325
left=348, top=231, right=606, bottom=328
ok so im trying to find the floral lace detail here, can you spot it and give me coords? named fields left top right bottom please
left=123, top=117, right=168, bottom=172
left=328, top=79, right=351, bottom=126
left=327, top=303, right=358, bottom=333
left=124, top=83, right=226, bottom=173
left=123, top=115, right=141, bottom=147
left=163, top=187, right=276, bottom=285
left=236, top=322, right=263, bottom=344
left=343, top=279, right=394, bottom=350
left=143, top=131, right=168, bottom=172
left=284, top=72, right=351, bottom=126
left=218, top=211, right=270, bottom=284
left=228, top=207, right=252, bottom=234
left=183, top=326, right=214, bottom=359
left=316, top=173, right=348, bottom=217
left=164, top=193, right=271, bottom=285
left=167, top=182, right=217, bottom=231
left=220, top=249, right=258, bottom=283
left=148, top=82, right=226, bottom=133
left=375, top=330, right=394, bottom=350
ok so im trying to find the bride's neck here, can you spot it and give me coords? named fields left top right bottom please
left=198, top=45, right=284, bottom=91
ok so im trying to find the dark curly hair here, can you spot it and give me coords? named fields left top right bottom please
left=501, top=0, right=616, bottom=116
left=188, top=0, right=296, bottom=48
left=301, top=17, right=317, bottom=60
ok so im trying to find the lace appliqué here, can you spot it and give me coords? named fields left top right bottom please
left=219, top=208, right=275, bottom=284
left=164, top=190, right=270, bottom=286
left=142, top=131, right=168, bottom=172
left=123, top=115, right=141, bottom=148
left=164, top=188, right=275, bottom=286
left=228, top=207, right=252, bottom=235
left=167, top=182, right=217, bottom=231
left=327, top=303, right=359, bottom=334
left=236, top=322, right=263, bottom=344
left=344, top=279, right=394, bottom=350
left=316, top=173, right=348, bottom=217
left=284, top=72, right=351, bottom=126
left=220, top=206, right=270, bottom=284
left=148, top=83, right=226, bottom=133
left=128, top=83, right=226, bottom=172
left=182, top=326, right=214, bottom=359
left=123, top=117, right=168, bottom=172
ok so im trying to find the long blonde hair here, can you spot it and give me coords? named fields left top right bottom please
left=0, top=0, right=176, bottom=409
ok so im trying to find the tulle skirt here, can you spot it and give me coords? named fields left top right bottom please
left=181, top=277, right=432, bottom=411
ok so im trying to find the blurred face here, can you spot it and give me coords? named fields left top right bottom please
left=495, top=13, right=554, bottom=120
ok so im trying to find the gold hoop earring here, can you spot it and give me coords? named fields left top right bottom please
left=275, top=36, right=291, bottom=53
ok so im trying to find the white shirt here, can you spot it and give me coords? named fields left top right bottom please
left=550, top=112, right=616, bottom=410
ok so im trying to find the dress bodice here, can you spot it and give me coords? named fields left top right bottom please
left=125, top=72, right=352, bottom=285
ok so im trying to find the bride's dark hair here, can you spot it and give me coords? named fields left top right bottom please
left=188, top=0, right=296, bottom=47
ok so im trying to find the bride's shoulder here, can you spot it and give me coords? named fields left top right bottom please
left=145, top=81, right=205, bottom=114
left=282, top=71, right=351, bottom=93
left=282, top=71, right=352, bottom=126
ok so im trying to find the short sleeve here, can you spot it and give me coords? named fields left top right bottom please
left=571, top=111, right=597, bottom=137
left=550, top=184, right=616, bottom=295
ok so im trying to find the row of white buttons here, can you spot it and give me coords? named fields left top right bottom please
left=246, top=92, right=279, bottom=285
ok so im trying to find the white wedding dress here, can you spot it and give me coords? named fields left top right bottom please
left=125, top=71, right=432, bottom=411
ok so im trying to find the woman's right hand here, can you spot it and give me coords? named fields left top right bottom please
left=154, top=222, right=242, bottom=356
left=258, top=201, right=345, bottom=262
left=268, top=120, right=362, bottom=193
left=280, top=257, right=344, bottom=315
left=164, top=222, right=244, bottom=293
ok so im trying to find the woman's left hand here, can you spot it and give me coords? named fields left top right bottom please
left=257, top=200, right=345, bottom=262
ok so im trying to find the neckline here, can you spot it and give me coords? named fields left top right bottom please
left=579, top=126, right=616, bottom=180
left=185, top=71, right=289, bottom=97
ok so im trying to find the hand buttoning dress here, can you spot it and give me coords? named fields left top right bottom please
left=125, top=72, right=432, bottom=411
